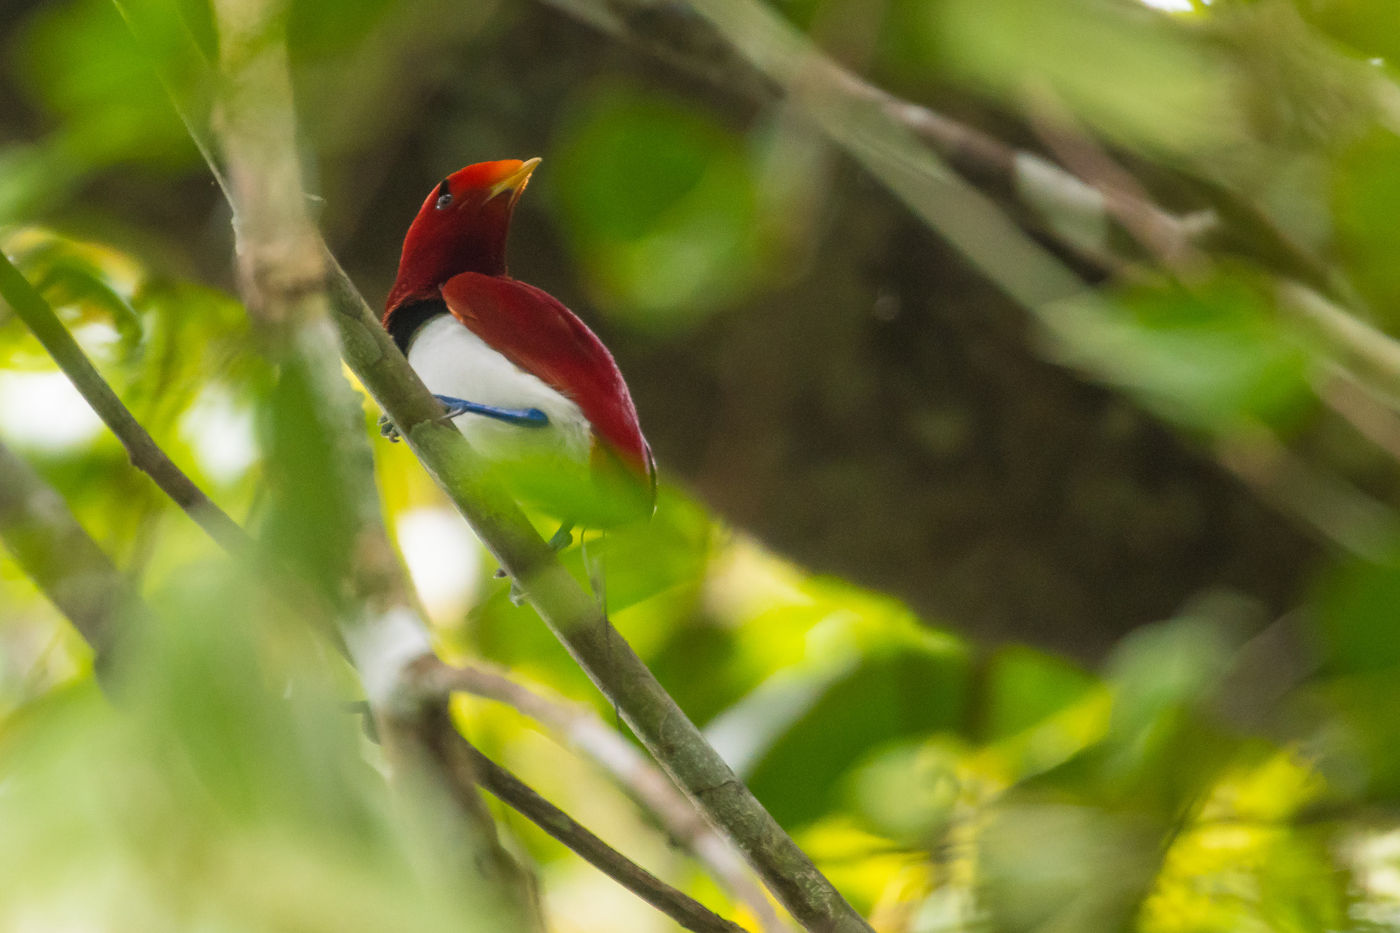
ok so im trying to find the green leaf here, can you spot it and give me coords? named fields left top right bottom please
left=718, top=597, right=970, bottom=828
left=553, top=85, right=763, bottom=330
left=930, top=0, right=1239, bottom=156
left=1333, top=130, right=1400, bottom=321
left=1312, top=558, right=1400, bottom=675
left=1050, top=274, right=1318, bottom=434
left=9, top=234, right=144, bottom=352
left=845, top=739, right=964, bottom=842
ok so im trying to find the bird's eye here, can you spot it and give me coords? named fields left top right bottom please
left=434, top=179, right=453, bottom=210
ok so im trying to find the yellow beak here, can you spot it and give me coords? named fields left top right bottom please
left=489, top=157, right=542, bottom=203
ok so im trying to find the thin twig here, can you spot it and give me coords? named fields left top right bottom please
left=420, top=659, right=791, bottom=932
left=1318, top=369, right=1400, bottom=464
left=0, top=251, right=248, bottom=553
left=1279, top=281, right=1400, bottom=403
left=1025, top=90, right=1207, bottom=272
left=459, top=737, right=751, bottom=933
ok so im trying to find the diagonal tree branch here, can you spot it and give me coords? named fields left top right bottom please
left=323, top=254, right=872, bottom=930
left=0, top=250, right=247, bottom=553
left=420, top=658, right=792, bottom=932
left=459, top=734, right=751, bottom=933
left=0, top=437, right=144, bottom=662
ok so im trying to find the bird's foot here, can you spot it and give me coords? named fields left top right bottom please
left=378, top=413, right=401, bottom=443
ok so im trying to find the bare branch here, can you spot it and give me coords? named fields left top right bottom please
left=1279, top=281, right=1400, bottom=404
left=537, top=0, right=1400, bottom=413
left=459, top=735, right=751, bottom=933
left=420, top=659, right=792, bottom=932
left=0, top=250, right=247, bottom=553
left=1215, top=424, right=1400, bottom=559
left=1318, top=371, right=1400, bottom=465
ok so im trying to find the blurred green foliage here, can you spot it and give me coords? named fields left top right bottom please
left=1054, top=273, right=1319, bottom=434
left=554, top=84, right=763, bottom=329
left=0, top=564, right=505, bottom=931
left=6, top=0, right=1400, bottom=930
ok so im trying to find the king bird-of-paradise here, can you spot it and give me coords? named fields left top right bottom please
left=380, top=158, right=655, bottom=548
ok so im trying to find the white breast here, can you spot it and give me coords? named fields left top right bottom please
left=405, top=314, right=592, bottom=466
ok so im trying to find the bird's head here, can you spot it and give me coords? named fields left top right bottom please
left=385, top=158, right=540, bottom=317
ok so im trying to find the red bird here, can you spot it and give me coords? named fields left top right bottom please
left=382, top=158, right=654, bottom=536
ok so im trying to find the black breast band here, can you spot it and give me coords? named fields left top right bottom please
left=386, top=298, right=448, bottom=355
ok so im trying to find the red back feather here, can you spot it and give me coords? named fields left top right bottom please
left=440, top=272, right=654, bottom=486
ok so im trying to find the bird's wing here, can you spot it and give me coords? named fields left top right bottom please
left=439, top=272, right=653, bottom=485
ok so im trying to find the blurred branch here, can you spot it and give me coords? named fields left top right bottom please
left=0, top=250, right=247, bottom=553
left=0, top=437, right=143, bottom=661
left=540, top=0, right=1400, bottom=416
left=458, top=735, right=751, bottom=933
left=207, top=1, right=541, bottom=927
left=538, top=0, right=1400, bottom=563
left=1319, top=371, right=1400, bottom=464
left=420, top=659, right=792, bottom=933
left=1280, top=281, right=1400, bottom=404
left=533, top=0, right=1172, bottom=273
left=1215, top=425, right=1400, bottom=559
left=1025, top=92, right=1208, bottom=273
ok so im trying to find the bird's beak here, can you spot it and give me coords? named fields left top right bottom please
left=489, top=157, right=542, bottom=205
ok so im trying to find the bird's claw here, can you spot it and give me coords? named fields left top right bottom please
left=378, top=413, right=401, bottom=443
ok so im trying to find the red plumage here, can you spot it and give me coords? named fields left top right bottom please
left=383, top=159, right=655, bottom=506
left=439, top=272, right=652, bottom=479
